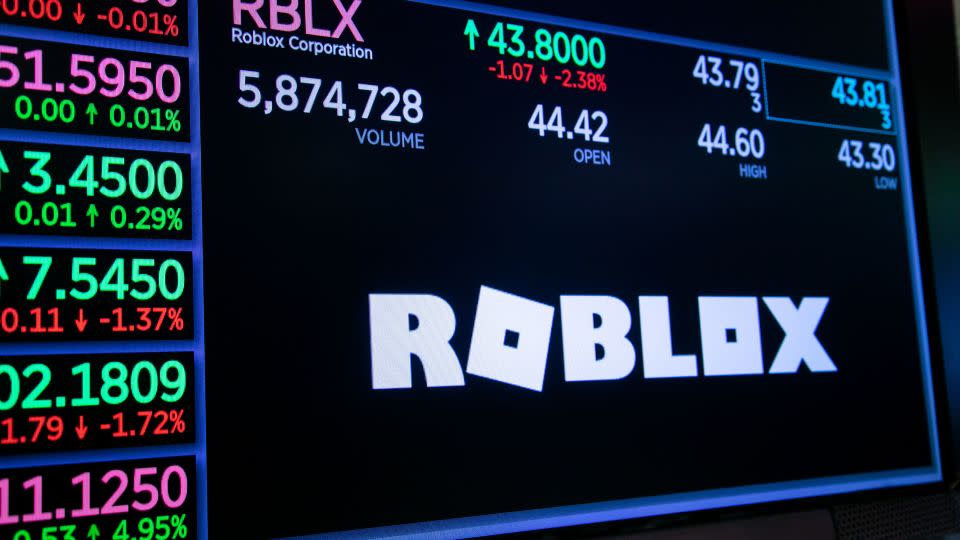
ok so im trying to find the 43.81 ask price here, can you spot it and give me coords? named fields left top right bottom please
left=238, top=70, right=423, bottom=124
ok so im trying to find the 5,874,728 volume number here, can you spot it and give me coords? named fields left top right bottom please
left=238, top=70, right=423, bottom=124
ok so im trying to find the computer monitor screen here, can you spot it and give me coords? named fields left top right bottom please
left=0, top=0, right=946, bottom=538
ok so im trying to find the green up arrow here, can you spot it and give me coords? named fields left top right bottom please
left=0, top=149, right=8, bottom=192
left=86, top=204, right=99, bottom=228
left=0, top=258, right=7, bottom=298
left=85, top=103, right=98, bottom=125
left=86, top=524, right=100, bottom=540
left=464, top=19, right=479, bottom=51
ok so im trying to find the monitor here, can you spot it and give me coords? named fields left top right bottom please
left=0, top=0, right=952, bottom=538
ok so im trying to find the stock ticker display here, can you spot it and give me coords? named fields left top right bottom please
left=0, top=0, right=946, bottom=539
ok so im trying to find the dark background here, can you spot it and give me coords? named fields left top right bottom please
left=199, top=1, right=934, bottom=537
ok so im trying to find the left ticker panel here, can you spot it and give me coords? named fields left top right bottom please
left=0, top=141, right=191, bottom=239
left=0, top=0, right=187, bottom=46
left=0, top=248, right=192, bottom=341
left=0, top=352, right=194, bottom=455
left=0, top=38, right=188, bottom=141
left=0, top=0, right=201, bottom=535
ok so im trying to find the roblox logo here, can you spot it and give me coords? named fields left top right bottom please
left=369, top=286, right=836, bottom=391
left=233, top=0, right=364, bottom=41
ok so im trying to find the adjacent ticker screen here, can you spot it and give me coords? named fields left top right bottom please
left=0, top=0, right=945, bottom=539
left=0, top=0, right=199, bottom=538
